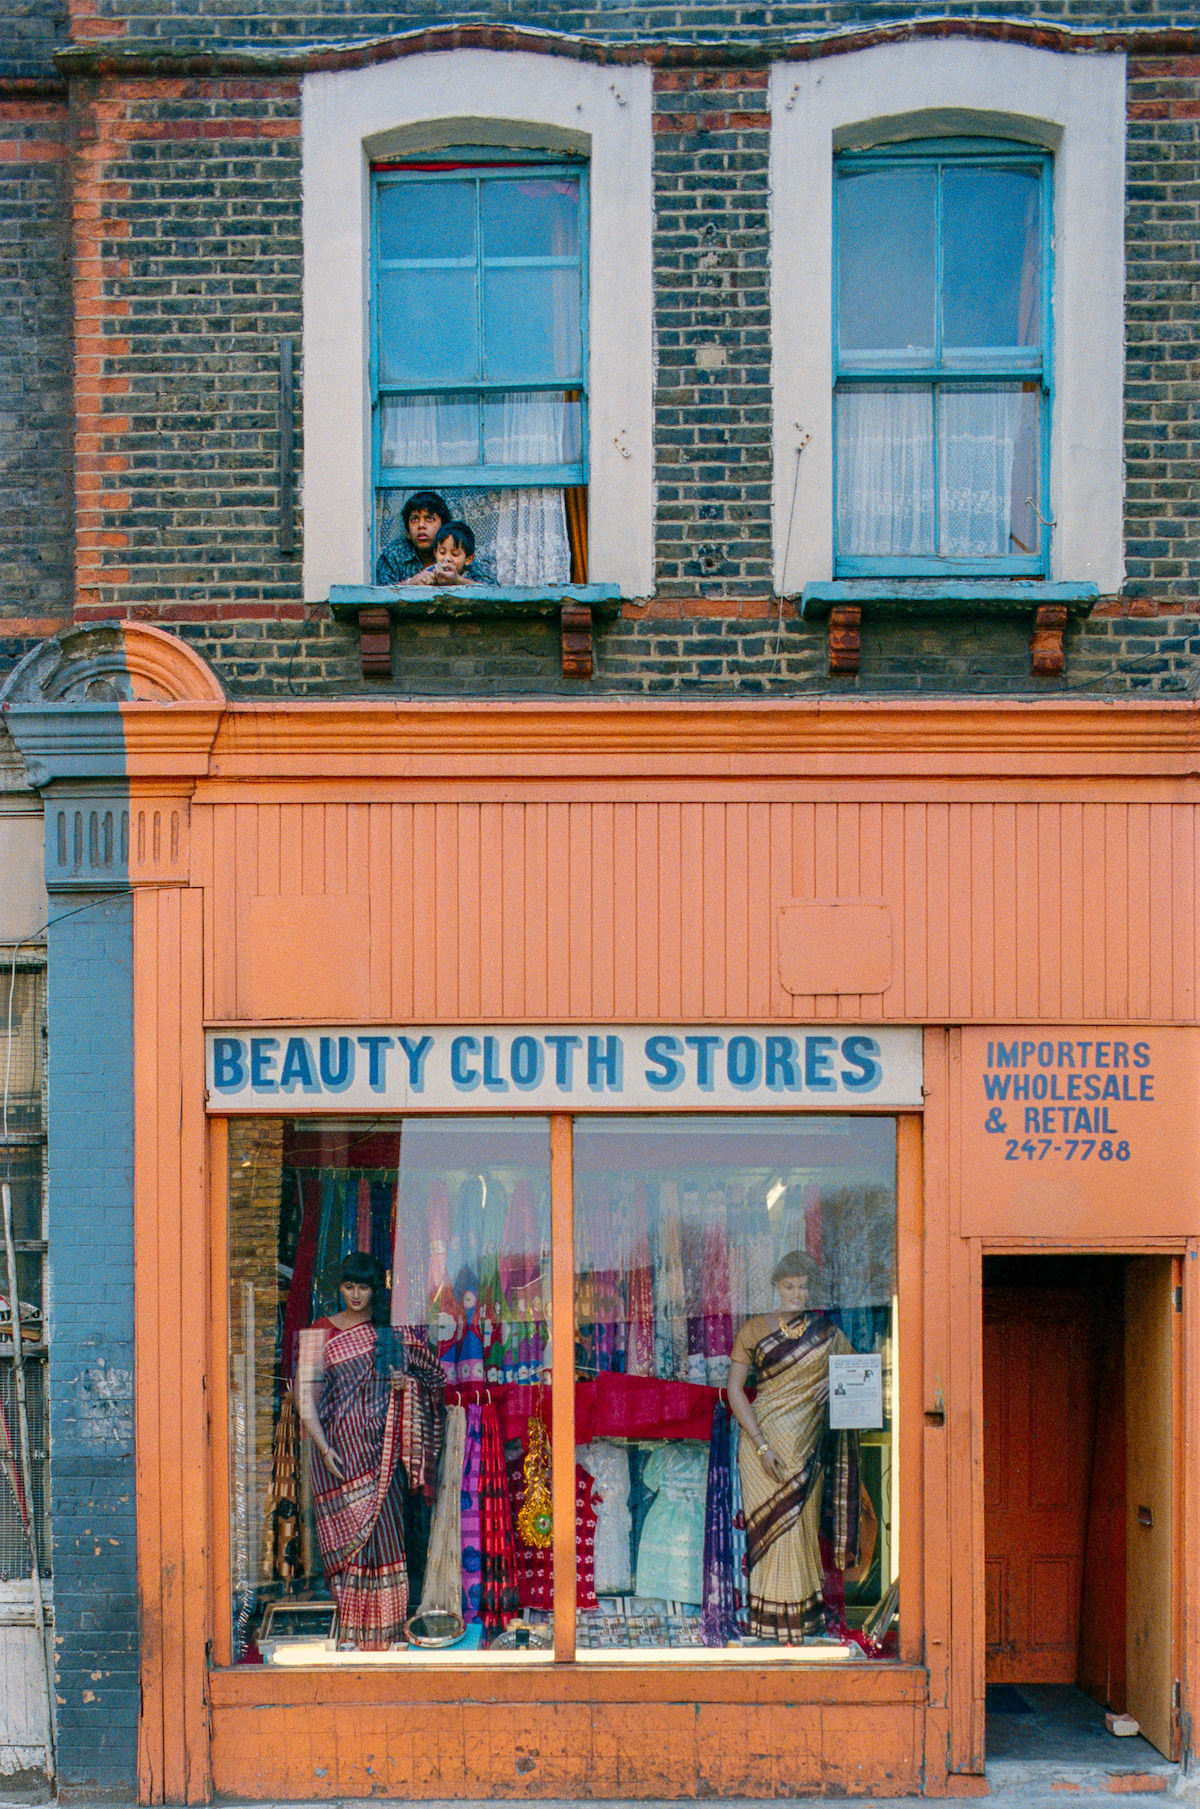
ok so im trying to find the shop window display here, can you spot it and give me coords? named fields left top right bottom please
left=572, top=1117, right=897, bottom=1654
left=227, top=1113, right=897, bottom=1662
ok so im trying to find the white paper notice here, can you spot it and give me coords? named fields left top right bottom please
left=828, top=1353, right=883, bottom=1430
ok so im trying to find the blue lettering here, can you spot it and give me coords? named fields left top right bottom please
left=1084, top=1075, right=1101, bottom=1099
left=765, top=1035, right=800, bottom=1091
left=1113, top=1041, right=1129, bottom=1068
left=1058, top=1042, right=1076, bottom=1067
left=1038, top=1041, right=1054, bottom=1067
left=840, top=1034, right=882, bottom=1093
left=544, top=1034, right=582, bottom=1090
left=1134, top=1042, right=1151, bottom=1069
left=451, top=1035, right=480, bottom=1090
left=1141, top=1074, right=1155, bottom=1100
left=355, top=1034, right=392, bottom=1092
left=684, top=1034, right=722, bottom=1090
left=212, top=1037, right=246, bottom=1091
left=250, top=1037, right=279, bottom=1091
left=644, top=1034, right=684, bottom=1091
left=587, top=1034, right=622, bottom=1092
left=1095, top=1042, right=1111, bottom=1068
left=726, top=1034, right=761, bottom=1090
left=996, top=1042, right=1021, bottom=1068
left=279, top=1036, right=318, bottom=1093
left=482, top=1035, right=509, bottom=1093
left=804, top=1035, right=836, bottom=1092
left=398, top=1034, right=433, bottom=1090
left=511, top=1035, right=544, bottom=1090
left=318, top=1035, right=353, bottom=1091
left=983, top=1075, right=1011, bottom=1100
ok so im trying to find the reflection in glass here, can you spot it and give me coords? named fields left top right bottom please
left=377, top=269, right=478, bottom=387
left=228, top=1118, right=552, bottom=1661
left=377, top=179, right=475, bottom=262
left=572, top=1118, right=897, bottom=1655
left=942, top=165, right=1041, bottom=351
left=480, top=177, right=579, bottom=261
left=837, top=166, right=936, bottom=359
left=484, top=267, right=581, bottom=384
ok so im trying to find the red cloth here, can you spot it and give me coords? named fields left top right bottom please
left=446, top=1374, right=719, bottom=1443
left=508, top=1447, right=599, bottom=1611
left=478, top=1402, right=519, bottom=1632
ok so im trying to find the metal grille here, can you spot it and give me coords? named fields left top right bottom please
left=0, top=1358, right=49, bottom=1577
left=0, top=961, right=49, bottom=1580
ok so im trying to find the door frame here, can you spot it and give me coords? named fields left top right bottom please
left=973, top=1239, right=1192, bottom=1770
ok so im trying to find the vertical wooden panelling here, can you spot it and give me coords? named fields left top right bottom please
left=135, top=887, right=210, bottom=1803
left=500, top=803, right=526, bottom=1019
left=1036, top=804, right=1062, bottom=1022
left=922, top=1028, right=954, bottom=1791
left=1013, top=806, right=1041, bottom=1022
left=457, top=802, right=482, bottom=1018
left=206, top=796, right=1199, bottom=1028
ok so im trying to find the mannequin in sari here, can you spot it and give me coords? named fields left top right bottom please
left=298, top=1252, right=445, bottom=1648
left=726, top=1250, right=860, bottom=1642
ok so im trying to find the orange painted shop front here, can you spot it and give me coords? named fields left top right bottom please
left=113, top=648, right=1200, bottom=1800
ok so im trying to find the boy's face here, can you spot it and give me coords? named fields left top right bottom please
left=435, top=535, right=473, bottom=577
left=405, top=506, right=444, bottom=558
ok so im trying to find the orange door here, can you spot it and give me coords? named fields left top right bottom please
left=984, top=1286, right=1099, bottom=1683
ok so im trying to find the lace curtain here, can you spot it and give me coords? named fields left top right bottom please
left=837, top=385, right=1034, bottom=560
left=378, top=390, right=571, bottom=583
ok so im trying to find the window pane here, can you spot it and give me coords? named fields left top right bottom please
left=837, top=385, right=935, bottom=557
left=481, top=390, right=582, bottom=467
left=573, top=1117, right=897, bottom=1655
left=377, top=179, right=474, bottom=263
left=837, top=167, right=935, bottom=361
left=939, top=384, right=1042, bottom=558
left=2, top=1146, right=43, bottom=1241
left=378, top=269, right=478, bottom=386
left=0, top=969, right=44, bottom=1133
left=481, top=177, right=579, bottom=260
left=228, top=1118, right=553, bottom=1662
left=483, top=267, right=581, bottom=384
left=379, top=394, right=479, bottom=469
left=943, top=166, right=1042, bottom=352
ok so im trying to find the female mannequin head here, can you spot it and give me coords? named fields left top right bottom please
left=339, top=1252, right=388, bottom=1325
left=771, top=1249, right=821, bottom=1314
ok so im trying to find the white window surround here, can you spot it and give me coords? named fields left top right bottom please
left=770, top=41, right=1126, bottom=595
left=301, top=52, right=654, bottom=601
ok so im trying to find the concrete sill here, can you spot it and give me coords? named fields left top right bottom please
left=797, top=581, right=1100, bottom=677
left=329, top=584, right=622, bottom=679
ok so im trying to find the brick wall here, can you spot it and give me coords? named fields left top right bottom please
left=68, top=76, right=302, bottom=622
left=654, top=69, right=773, bottom=598
left=1125, top=56, right=1200, bottom=606
left=46, top=890, right=138, bottom=1795
left=0, top=95, right=72, bottom=637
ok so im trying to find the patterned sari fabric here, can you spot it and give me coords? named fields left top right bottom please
left=699, top=1402, right=737, bottom=1646
left=734, top=1311, right=860, bottom=1643
left=477, top=1401, right=519, bottom=1633
left=306, top=1319, right=445, bottom=1649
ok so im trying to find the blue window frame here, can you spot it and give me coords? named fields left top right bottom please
left=833, top=141, right=1052, bottom=577
left=371, top=156, right=588, bottom=504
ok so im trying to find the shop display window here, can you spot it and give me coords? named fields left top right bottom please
left=226, top=1112, right=898, bottom=1663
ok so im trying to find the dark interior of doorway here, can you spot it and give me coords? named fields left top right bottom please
left=982, top=1254, right=1162, bottom=1771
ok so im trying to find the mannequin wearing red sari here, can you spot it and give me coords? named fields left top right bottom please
left=727, top=1251, right=860, bottom=1642
left=298, top=1253, right=444, bottom=1648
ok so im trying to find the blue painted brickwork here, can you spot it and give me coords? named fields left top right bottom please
left=46, top=891, right=138, bottom=1797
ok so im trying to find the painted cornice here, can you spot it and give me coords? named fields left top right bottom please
left=199, top=696, right=1200, bottom=786
left=52, top=14, right=1186, bottom=79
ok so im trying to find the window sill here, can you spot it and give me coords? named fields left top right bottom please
left=798, top=581, right=1099, bottom=677
left=329, top=584, right=622, bottom=680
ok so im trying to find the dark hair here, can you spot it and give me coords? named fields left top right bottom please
left=771, top=1249, right=821, bottom=1292
left=436, top=519, right=475, bottom=558
left=402, top=490, right=450, bottom=530
left=339, top=1252, right=388, bottom=1323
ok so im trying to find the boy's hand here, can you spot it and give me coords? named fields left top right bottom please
left=430, top=556, right=461, bottom=586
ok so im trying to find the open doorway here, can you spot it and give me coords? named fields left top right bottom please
left=983, top=1253, right=1180, bottom=1768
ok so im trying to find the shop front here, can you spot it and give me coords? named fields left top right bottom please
left=5, top=630, right=1199, bottom=1801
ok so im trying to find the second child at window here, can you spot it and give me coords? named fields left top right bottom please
left=376, top=490, right=495, bottom=586
left=409, top=520, right=478, bottom=587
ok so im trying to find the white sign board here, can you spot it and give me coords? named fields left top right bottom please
left=205, top=1025, right=923, bottom=1114
left=828, top=1353, right=884, bottom=1430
